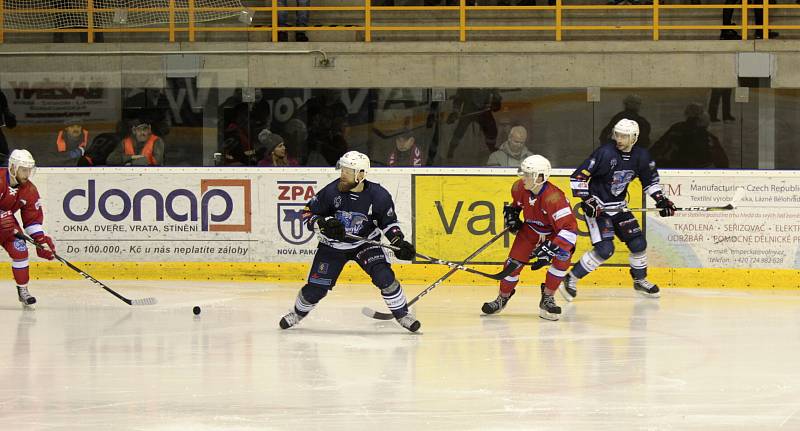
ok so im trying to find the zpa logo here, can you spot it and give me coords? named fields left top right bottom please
left=63, top=179, right=252, bottom=232
left=277, top=180, right=317, bottom=245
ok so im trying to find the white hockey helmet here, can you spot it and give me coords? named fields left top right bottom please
left=612, top=118, right=639, bottom=147
left=518, top=154, right=551, bottom=187
left=8, top=149, right=36, bottom=175
left=336, top=151, right=370, bottom=183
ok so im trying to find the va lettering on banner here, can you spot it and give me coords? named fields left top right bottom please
left=413, top=173, right=643, bottom=265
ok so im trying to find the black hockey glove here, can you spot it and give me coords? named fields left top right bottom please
left=653, top=193, right=677, bottom=217
left=503, top=204, right=523, bottom=234
left=534, top=239, right=569, bottom=262
left=317, top=216, right=345, bottom=241
left=530, top=258, right=550, bottom=271
left=391, top=236, right=416, bottom=261
left=581, top=197, right=602, bottom=218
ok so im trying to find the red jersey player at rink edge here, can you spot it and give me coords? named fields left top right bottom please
left=0, top=149, right=56, bottom=307
left=481, top=155, right=578, bottom=321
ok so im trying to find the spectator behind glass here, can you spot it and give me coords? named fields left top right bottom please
left=651, top=105, right=729, bottom=169
left=107, top=120, right=165, bottom=166
left=257, top=130, right=299, bottom=167
left=708, top=88, right=736, bottom=123
left=222, top=103, right=256, bottom=166
left=52, top=118, right=90, bottom=166
left=299, top=89, right=349, bottom=166
left=0, top=89, right=17, bottom=158
left=486, top=125, right=533, bottom=167
left=388, top=126, right=424, bottom=167
left=599, top=94, right=651, bottom=148
left=722, top=0, right=778, bottom=40
left=278, top=0, right=309, bottom=42
left=445, top=88, right=502, bottom=160
left=77, top=132, right=121, bottom=167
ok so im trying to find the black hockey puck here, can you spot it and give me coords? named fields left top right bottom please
left=193, top=306, right=201, bottom=315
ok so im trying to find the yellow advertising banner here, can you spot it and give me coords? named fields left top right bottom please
left=413, top=174, right=643, bottom=265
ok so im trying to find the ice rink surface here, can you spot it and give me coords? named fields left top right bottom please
left=1, top=280, right=799, bottom=430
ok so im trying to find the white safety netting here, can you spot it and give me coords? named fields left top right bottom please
left=3, top=0, right=245, bottom=29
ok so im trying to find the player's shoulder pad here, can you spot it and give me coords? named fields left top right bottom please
left=321, top=179, right=340, bottom=193
left=21, top=181, right=39, bottom=195
left=596, top=142, right=618, bottom=157
left=632, top=144, right=653, bottom=159
left=542, top=183, right=567, bottom=205
left=511, top=178, right=524, bottom=193
left=365, top=180, right=392, bottom=201
left=632, top=145, right=657, bottom=168
left=365, top=179, right=388, bottom=194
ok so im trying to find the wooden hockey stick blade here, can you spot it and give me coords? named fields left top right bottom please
left=363, top=266, right=460, bottom=321
left=131, top=297, right=159, bottom=306
left=361, top=308, right=392, bottom=320
left=361, top=306, right=386, bottom=319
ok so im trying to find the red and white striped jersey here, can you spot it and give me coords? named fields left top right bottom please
left=509, top=179, right=578, bottom=251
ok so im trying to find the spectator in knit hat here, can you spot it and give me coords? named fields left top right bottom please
left=257, top=130, right=299, bottom=167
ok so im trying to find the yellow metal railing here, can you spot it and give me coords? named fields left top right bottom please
left=0, top=1, right=796, bottom=43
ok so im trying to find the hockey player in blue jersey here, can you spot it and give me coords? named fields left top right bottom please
left=559, top=118, right=677, bottom=302
left=279, top=151, right=421, bottom=332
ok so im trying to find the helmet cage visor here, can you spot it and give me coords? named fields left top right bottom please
left=517, top=167, right=548, bottom=187
left=612, top=129, right=638, bottom=148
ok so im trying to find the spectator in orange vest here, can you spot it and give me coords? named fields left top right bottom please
left=53, top=119, right=90, bottom=166
left=107, top=120, right=165, bottom=166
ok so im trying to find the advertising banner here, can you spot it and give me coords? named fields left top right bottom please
left=36, top=168, right=412, bottom=262
left=412, top=172, right=643, bottom=265
left=648, top=171, right=800, bottom=269
left=2, top=72, right=121, bottom=125
left=31, top=168, right=800, bottom=271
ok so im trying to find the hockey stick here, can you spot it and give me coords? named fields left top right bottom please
left=346, top=234, right=517, bottom=281
left=627, top=205, right=735, bottom=213
left=627, top=187, right=745, bottom=213
left=16, top=233, right=157, bottom=306
left=361, top=228, right=509, bottom=320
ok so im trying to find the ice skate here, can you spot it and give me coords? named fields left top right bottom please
left=633, top=278, right=660, bottom=298
left=558, top=272, right=577, bottom=302
left=481, top=289, right=515, bottom=315
left=396, top=314, right=421, bottom=333
left=539, top=284, right=561, bottom=321
left=279, top=311, right=304, bottom=329
left=17, top=285, right=36, bottom=307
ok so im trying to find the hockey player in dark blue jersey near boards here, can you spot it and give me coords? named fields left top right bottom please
left=279, top=151, right=421, bottom=332
left=559, top=119, right=677, bottom=302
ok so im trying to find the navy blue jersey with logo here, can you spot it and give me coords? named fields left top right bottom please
left=303, top=179, right=400, bottom=250
left=570, top=142, right=663, bottom=213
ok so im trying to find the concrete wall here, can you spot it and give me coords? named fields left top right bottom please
left=1, top=40, right=796, bottom=89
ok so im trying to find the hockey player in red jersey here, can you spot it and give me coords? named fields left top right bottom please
left=0, top=149, right=55, bottom=306
left=481, top=155, right=578, bottom=321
